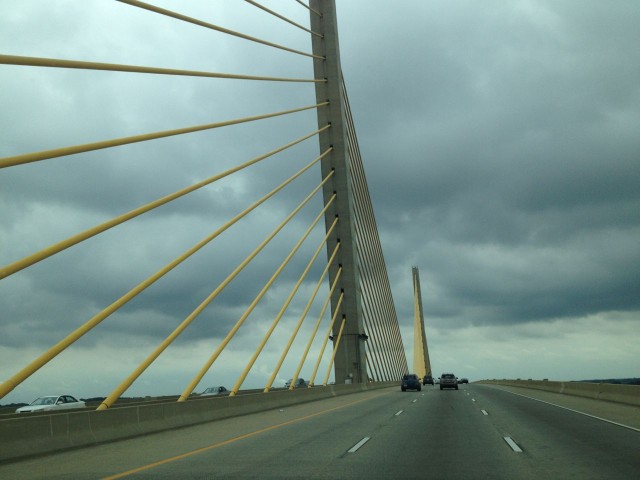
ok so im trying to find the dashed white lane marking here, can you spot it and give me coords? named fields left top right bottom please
left=504, top=390, right=640, bottom=433
left=395, top=410, right=404, bottom=416
left=348, top=437, right=371, bottom=453
left=504, top=436, right=523, bottom=452
left=412, top=399, right=417, bottom=403
left=481, top=409, right=489, bottom=416
left=471, top=398, right=476, bottom=402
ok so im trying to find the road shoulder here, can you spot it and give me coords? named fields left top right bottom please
left=484, top=384, right=640, bottom=430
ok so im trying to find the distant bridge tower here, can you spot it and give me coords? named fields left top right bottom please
left=412, top=267, right=432, bottom=378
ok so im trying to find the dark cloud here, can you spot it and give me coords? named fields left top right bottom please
left=1, top=1, right=639, bottom=403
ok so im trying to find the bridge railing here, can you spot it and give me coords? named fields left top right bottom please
left=479, top=379, right=640, bottom=407
left=0, top=0, right=406, bottom=408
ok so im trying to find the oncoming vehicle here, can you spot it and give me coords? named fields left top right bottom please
left=285, top=378, right=308, bottom=389
left=440, top=373, right=458, bottom=390
left=401, top=374, right=421, bottom=392
left=16, top=395, right=85, bottom=413
left=201, top=386, right=229, bottom=396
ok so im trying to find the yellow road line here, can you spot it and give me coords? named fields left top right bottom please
left=102, top=391, right=390, bottom=479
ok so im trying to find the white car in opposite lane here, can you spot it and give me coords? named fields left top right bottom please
left=16, top=395, right=86, bottom=413
left=201, top=386, right=229, bottom=396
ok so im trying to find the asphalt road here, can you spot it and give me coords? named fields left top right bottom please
left=1, top=384, right=638, bottom=479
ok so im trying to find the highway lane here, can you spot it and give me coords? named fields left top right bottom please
left=0, top=384, right=638, bottom=479
left=468, top=384, right=640, bottom=478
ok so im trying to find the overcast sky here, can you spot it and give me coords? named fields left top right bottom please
left=1, top=0, right=639, bottom=404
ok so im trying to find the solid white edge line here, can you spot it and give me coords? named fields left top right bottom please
left=504, top=436, right=523, bottom=452
left=348, top=436, right=371, bottom=453
left=503, top=390, right=640, bottom=433
left=395, top=410, right=404, bottom=416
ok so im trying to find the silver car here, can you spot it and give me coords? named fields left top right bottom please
left=285, top=378, right=308, bottom=389
left=439, top=373, right=458, bottom=390
left=201, top=386, right=229, bottom=396
left=16, top=395, right=86, bottom=413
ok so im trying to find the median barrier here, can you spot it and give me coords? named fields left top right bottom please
left=478, top=379, right=640, bottom=407
left=0, top=381, right=395, bottom=462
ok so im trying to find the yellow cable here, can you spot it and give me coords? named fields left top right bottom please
left=0, top=102, right=328, bottom=168
left=228, top=200, right=337, bottom=397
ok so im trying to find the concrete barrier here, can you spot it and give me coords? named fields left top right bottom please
left=0, top=382, right=395, bottom=463
left=478, top=379, right=640, bottom=407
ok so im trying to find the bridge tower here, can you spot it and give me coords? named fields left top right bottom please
left=310, top=0, right=368, bottom=384
left=412, top=267, right=432, bottom=378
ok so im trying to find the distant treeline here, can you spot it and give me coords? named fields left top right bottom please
left=578, top=378, right=640, bottom=385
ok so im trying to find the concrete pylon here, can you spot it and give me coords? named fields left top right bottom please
left=310, top=0, right=367, bottom=384
left=412, top=267, right=432, bottom=378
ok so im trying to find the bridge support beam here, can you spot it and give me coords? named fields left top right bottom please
left=412, top=267, right=432, bottom=378
left=310, top=0, right=368, bottom=384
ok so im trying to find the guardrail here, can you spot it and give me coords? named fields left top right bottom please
left=0, top=382, right=396, bottom=463
left=478, top=379, right=640, bottom=407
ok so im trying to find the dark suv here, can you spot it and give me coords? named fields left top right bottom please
left=440, top=373, right=458, bottom=390
left=401, top=374, right=422, bottom=392
left=423, top=375, right=434, bottom=385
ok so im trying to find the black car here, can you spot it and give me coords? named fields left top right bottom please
left=401, top=374, right=422, bottom=391
left=423, top=375, right=434, bottom=385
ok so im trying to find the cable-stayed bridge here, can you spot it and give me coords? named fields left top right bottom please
left=1, top=3, right=639, bottom=476
left=1, top=0, right=408, bottom=409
